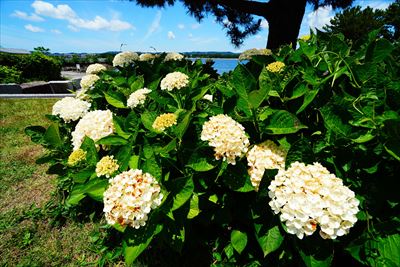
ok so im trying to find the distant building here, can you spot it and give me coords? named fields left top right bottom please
left=0, top=48, right=31, bottom=54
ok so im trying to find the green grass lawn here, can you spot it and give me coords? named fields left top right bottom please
left=0, top=99, right=106, bottom=266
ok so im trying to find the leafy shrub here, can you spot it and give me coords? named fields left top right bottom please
left=26, top=32, right=400, bottom=267
left=0, top=65, right=22, bottom=84
left=0, top=52, right=62, bottom=82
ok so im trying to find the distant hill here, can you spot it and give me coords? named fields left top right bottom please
left=51, top=51, right=240, bottom=59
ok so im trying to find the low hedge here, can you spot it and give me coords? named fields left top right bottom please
left=0, top=52, right=62, bottom=83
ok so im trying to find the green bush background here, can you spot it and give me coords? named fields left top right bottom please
left=0, top=52, right=62, bottom=83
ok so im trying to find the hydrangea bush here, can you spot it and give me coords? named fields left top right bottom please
left=26, top=32, right=399, bottom=266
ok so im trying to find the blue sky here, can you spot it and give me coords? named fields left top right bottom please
left=0, top=0, right=394, bottom=53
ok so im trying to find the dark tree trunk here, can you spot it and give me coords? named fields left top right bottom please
left=265, top=0, right=307, bottom=49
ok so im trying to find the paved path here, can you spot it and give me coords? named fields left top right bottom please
left=61, top=71, right=85, bottom=80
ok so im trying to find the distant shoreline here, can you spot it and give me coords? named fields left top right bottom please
left=189, top=57, right=238, bottom=60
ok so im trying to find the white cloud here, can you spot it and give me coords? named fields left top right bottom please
left=51, top=29, right=62, bottom=34
left=143, top=11, right=162, bottom=40
left=11, top=10, right=44, bottom=22
left=32, top=0, right=76, bottom=20
left=188, top=33, right=193, bottom=38
left=260, top=19, right=269, bottom=29
left=356, top=0, right=390, bottom=10
left=168, top=31, right=176, bottom=39
left=68, top=25, right=79, bottom=32
left=191, top=23, right=200, bottom=29
left=307, top=5, right=334, bottom=30
left=178, top=24, right=185, bottom=30
left=69, top=16, right=133, bottom=31
left=25, top=24, right=44, bottom=32
left=31, top=0, right=133, bottom=32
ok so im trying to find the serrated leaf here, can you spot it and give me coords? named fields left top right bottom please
left=264, top=110, right=307, bottom=135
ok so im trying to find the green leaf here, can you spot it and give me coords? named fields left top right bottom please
left=297, top=89, right=319, bottom=114
left=298, top=238, right=333, bottom=267
left=187, top=193, right=200, bottom=219
left=130, top=75, right=144, bottom=91
left=254, top=224, right=284, bottom=257
left=352, top=132, right=375, bottom=143
left=80, top=137, right=98, bottom=166
left=230, top=64, right=256, bottom=116
left=25, top=126, right=46, bottom=144
left=123, top=224, right=163, bottom=265
left=96, top=135, right=128, bottom=146
left=66, top=185, right=86, bottom=206
left=186, top=155, right=215, bottom=172
left=320, top=104, right=352, bottom=136
left=104, top=91, right=126, bottom=108
left=171, top=177, right=194, bottom=211
left=366, top=38, right=394, bottom=63
left=247, top=68, right=272, bottom=109
left=72, top=167, right=94, bottom=183
left=113, top=116, right=131, bottom=139
left=148, top=77, right=161, bottom=90
left=141, top=111, right=157, bottom=132
left=141, top=145, right=161, bottom=179
left=174, top=111, right=192, bottom=139
left=128, top=155, right=139, bottom=169
left=286, top=138, right=314, bottom=168
left=44, top=123, right=62, bottom=147
left=85, top=179, right=108, bottom=202
left=231, top=230, right=248, bottom=254
left=367, top=234, right=400, bottom=266
left=116, top=144, right=133, bottom=171
left=223, top=163, right=254, bottom=192
left=264, top=110, right=307, bottom=135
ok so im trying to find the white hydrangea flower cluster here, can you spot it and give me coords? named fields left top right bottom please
left=268, top=162, right=360, bottom=240
left=52, top=97, right=91, bottom=123
left=139, top=53, right=156, bottom=61
left=103, top=169, right=163, bottom=229
left=127, top=88, right=152, bottom=108
left=239, top=48, right=272, bottom=60
left=86, top=63, right=106, bottom=74
left=160, top=72, right=189, bottom=91
left=247, top=140, right=287, bottom=191
left=201, top=114, right=249, bottom=165
left=71, top=110, right=115, bottom=150
left=164, top=52, right=184, bottom=61
left=80, top=74, right=100, bottom=91
left=113, top=51, right=139, bottom=67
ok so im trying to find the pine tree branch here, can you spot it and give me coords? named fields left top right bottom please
left=215, top=0, right=271, bottom=18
